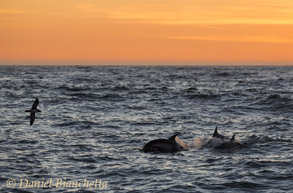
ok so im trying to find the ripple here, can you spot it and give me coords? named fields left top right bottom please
left=1, top=66, right=293, bottom=193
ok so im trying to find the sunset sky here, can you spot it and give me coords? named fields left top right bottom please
left=1, top=0, right=293, bottom=63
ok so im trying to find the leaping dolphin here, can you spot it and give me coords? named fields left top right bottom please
left=142, top=133, right=184, bottom=153
left=25, top=98, right=41, bottom=126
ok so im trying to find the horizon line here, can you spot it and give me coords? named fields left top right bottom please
left=0, top=60, right=293, bottom=66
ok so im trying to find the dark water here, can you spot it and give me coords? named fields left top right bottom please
left=0, top=65, right=292, bottom=193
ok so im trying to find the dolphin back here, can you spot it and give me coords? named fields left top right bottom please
left=142, top=139, right=181, bottom=153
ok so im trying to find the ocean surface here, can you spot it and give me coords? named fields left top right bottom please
left=0, top=65, right=292, bottom=193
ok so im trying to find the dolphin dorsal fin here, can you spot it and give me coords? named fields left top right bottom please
left=168, top=133, right=179, bottom=141
left=231, top=134, right=236, bottom=142
left=213, top=127, right=218, bottom=137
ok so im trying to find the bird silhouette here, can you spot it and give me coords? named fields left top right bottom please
left=25, top=98, right=41, bottom=126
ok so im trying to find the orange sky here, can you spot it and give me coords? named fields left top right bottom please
left=1, top=0, right=293, bottom=63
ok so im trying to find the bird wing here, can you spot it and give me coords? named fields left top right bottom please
left=32, top=98, right=39, bottom=109
left=30, top=113, right=35, bottom=126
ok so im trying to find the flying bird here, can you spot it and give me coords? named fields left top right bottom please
left=25, top=98, right=41, bottom=126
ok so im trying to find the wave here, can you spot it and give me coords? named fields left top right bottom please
left=222, top=181, right=266, bottom=189
left=68, top=156, right=97, bottom=163
left=57, top=85, right=92, bottom=92
left=69, top=92, right=98, bottom=99
left=241, top=135, right=292, bottom=147
left=258, top=94, right=292, bottom=104
left=215, top=72, right=232, bottom=77
left=266, top=125, right=290, bottom=131
left=52, top=120, right=96, bottom=128
left=111, top=85, right=130, bottom=91
left=253, top=94, right=293, bottom=112
left=17, top=139, right=39, bottom=144
left=184, top=93, right=221, bottom=100
left=98, top=93, right=125, bottom=101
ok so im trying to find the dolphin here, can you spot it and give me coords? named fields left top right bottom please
left=25, top=98, right=41, bottom=126
left=214, top=134, right=241, bottom=149
left=206, top=127, right=240, bottom=149
left=212, top=127, right=230, bottom=140
left=142, top=134, right=184, bottom=153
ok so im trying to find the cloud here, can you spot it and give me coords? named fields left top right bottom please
left=0, top=9, right=28, bottom=14
left=167, top=35, right=293, bottom=43
left=51, top=1, right=293, bottom=25
left=98, top=3, right=293, bottom=25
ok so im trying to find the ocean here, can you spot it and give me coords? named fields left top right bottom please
left=0, top=65, right=292, bottom=193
